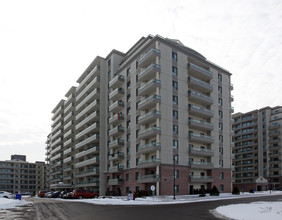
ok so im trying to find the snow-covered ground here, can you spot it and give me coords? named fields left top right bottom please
left=1, top=191, right=282, bottom=219
left=0, top=197, right=30, bottom=210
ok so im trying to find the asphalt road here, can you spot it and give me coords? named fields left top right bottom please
left=1, top=195, right=282, bottom=220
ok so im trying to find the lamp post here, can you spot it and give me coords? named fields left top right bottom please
left=173, top=154, right=176, bottom=200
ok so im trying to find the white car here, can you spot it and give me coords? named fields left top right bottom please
left=0, top=191, right=13, bottom=199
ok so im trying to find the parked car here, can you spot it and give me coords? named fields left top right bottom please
left=38, top=190, right=47, bottom=198
left=45, top=192, right=54, bottom=198
left=71, top=189, right=99, bottom=199
left=62, top=192, right=73, bottom=199
left=60, top=191, right=70, bottom=198
left=0, top=191, right=13, bottom=199
left=51, top=191, right=61, bottom=198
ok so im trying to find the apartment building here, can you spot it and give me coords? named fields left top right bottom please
left=47, top=35, right=233, bottom=196
left=232, top=106, right=282, bottom=191
left=0, top=155, right=46, bottom=195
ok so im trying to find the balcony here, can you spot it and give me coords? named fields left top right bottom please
left=109, top=152, right=124, bottom=161
left=269, top=130, right=280, bottom=137
left=188, top=118, right=213, bottom=131
left=138, top=159, right=161, bottom=168
left=190, top=175, right=214, bottom=183
left=269, top=152, right=281, bottom=158
left=138, top=110, right=161, bottom=125
left=75, top=134, right=99, bottom=149
left=189, top=132, right=214, bottom=144
left=76, top=111, right=99, bottom=130
left=188, top=62, right=213, bottom=80
left=268, top=138, right=281, bottom=144
left=109, top=101, right=124, bottom=113
left=108, top=165, right=124, bottom=173
left=109, top=126, right=124, bottom=137
left=76, top=88, right=100, bottom=112
left=64, top=111, right=74, bottom=123
left=138, top=48, right=160, bottom=68
left=188, top=104, right=213, bottom=118
left=188, top=76, right=213, bottom=93
left=75, top=146, right=99, bottom=159
left=63, top=130, right=72, bottom=140
left=109, top=139, right=124, bottom=149
left=76, top=179, right=99, bottom=187
left=76, top=99, right=100, bottom=121
left=138, top=95, right=161, bottom=110
left=137, top=142, right=161, bottom=155
left=64, top=103, right=74, bottom=115
left=75, top=157, right=99, bottom=168
left=63, top=156, right=72, bottom=164
left=109, top=74, right=124, bottom=89
left=64, top=120, right=74, bottom=131
left=138, top=126, right=161, bottom=139
left=109, top=88, right=124, bottom=101
left=109, top=113, right=124, bottom=126
left=63, top=138, right=73, bottom=148
left=76, top=168, right=99, bottom=178
left=63, top=147, right=72, bottom=156
left=51, top=130, right=62, bottom=141
left=269, top=123, right=280, bottom=130
left=108, top=178, right=123, bottom=185
left=50, top=153, right=62, bottom=162
left=188, top=90, right=213, bottom=106
left=51, top=145, right=63, bottom=155
left=189, top=161, right=213, bottom=169
left=76, top=66, right=100, bottom=93
left=138, top=174, right=160, bottom=183
left=138, top=79, right=161, bottom=96
left=189, top=147, right=214, bottom=157
left=76, top=123, right=99, bottom=139
left=138, top=64, right=160, bottom=82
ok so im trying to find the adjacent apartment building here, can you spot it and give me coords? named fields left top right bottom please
left=0, top=155, right=47, bottom=195
left=232, top=106, right=282, bottom=191
left=46, top=35, right=233, bottom=196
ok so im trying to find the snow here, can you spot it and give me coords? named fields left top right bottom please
left=1, top=191, right=282, bottom=220
left=0, top=197, right=30, bottom=210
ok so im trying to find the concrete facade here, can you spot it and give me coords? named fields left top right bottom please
left=47, top=35, right=233, bottom=195
left=233, top=106, right=282, bottom=192
left=0, top=156, right=47, bottom=195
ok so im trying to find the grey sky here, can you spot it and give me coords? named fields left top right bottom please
left=0, top=0, right=281, bottom=162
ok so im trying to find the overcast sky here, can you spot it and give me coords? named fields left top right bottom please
left=0, top=0, right=281, bottom=162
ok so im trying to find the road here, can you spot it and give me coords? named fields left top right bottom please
left=0, top=195, right=282, bottom=220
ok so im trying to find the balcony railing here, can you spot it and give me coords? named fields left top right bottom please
left=190, top=175, right=214, bottom=183
left=188, top=62, right=212, bottom=80
left=138, top=174, right=160, bottom=183
left=138, top=95, right=161, bottom=110
left=138, top=64, right=160, bottom=81
left=188, top=118, right=213, bottom=131
left=188, top=90, right=213, bottom=105
left=138, top=79, right=161, bottom=96
left=189, top=132, right=214, bottom=144
left=188, top=104, right=213, bottom=118
left=137, top=142, right=161, bottom=155
left=138, top=159, right=161, bottom=168
left=138, top=110, right=161, bottom=124
left=188, top=76, right=213, bottom=93
left=138, top=126, right=161, bottom=139
left=138, top=48, right=160, bottom=67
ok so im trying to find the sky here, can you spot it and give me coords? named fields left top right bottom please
left=0, top=0, right=281, bottom=162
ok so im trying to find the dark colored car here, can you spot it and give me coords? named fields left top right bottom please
left=51, top=191, right=61, bottom=198
left=71, top=189, right=99, bottom=199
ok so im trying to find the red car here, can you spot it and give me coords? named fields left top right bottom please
left=71, top=189, right=99, bottom=199
left=38, top=190, right=47, bottom=198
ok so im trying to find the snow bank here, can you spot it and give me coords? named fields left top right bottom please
left=0, top=198, right=30, bottom=210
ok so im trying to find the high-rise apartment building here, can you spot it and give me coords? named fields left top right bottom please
left=0, top=155, right=47, bottom=195
left=232, top=106, right=282, bottom=191
left=46, top=35, right=233, bottom=195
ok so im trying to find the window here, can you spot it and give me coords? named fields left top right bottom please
left=220, top=172, right=224, bottom=180
left=173, top=96, right=178, bottom=105
left=126, top=187, right=130, bottom=194
left=174, top=170, right=179, bottom=179
left=136, top=61, right=138, bottom=69
left=220, top=184, right=224, bottom=192
left=219, top=110, right=223, bottom=118
left=172, top=66, right=178, bottom=75
left=173, top=140, right=178, bottom=149
left=172, top=52, right=177, bottom=61
left=218, top=73, right=222, bottom=82
left=135, top=172, right=140, bottom=180
left=219, top=147, right=223, bottom=155
left=219, top=135, right=223, bottom=143
left=201, top=159, right=205, bottom=164
left=218, top=86, right=222, bottom=93
left=218, top=98, right=222, bottom=106
left=127, top=67, right=131, bottom=76
left=108, top=59, right=111, bottom=66
left=173, top=110, right=178, bottom=119
left=108, top=71, right=111, bottom=80
left=219, top=122, right=223, bottom=130
left=173, top=125, right=178, bottom=134
left=219, top=160, right=223, bottom=167
left=174, top=185, right=179, bottom=193
left=126, top=173, right=130, bottom=181
left=172, top=81, right=178, bottom=90
left=174, top=155, right=179, bottom=164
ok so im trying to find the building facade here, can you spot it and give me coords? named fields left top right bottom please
left=0, top=155, right=46, bottom=195
left=46, top=35, right=233, bottom=196
left=232, top=106, right=282, bottom=191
